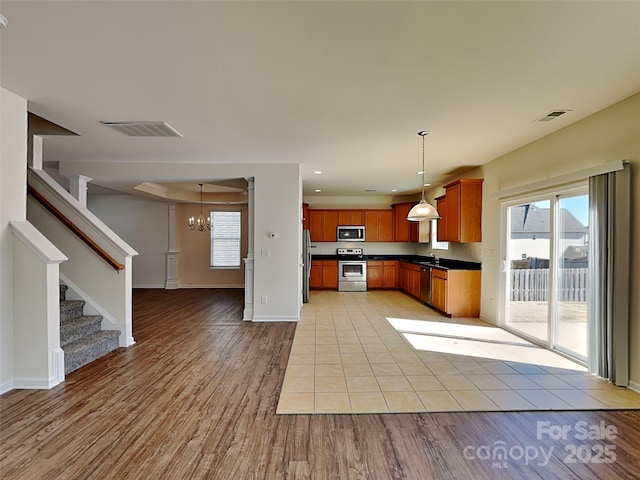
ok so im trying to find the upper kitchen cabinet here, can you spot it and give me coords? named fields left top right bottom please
left=364, top=210, right=394, bottom=242
left=309, top=210, right=338, bottom=242
left=338, top=210, right=364, bottom=226
left=436, top=179, right=483, bottom=242
left=392, top=203, right=419, bottom=242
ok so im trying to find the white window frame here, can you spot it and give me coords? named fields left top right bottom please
left=210, top=211, right=242, bottom=269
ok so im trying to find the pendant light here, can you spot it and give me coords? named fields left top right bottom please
left=407, top=131, right=440, bottom=221
left=188, top=183, right=212, bottom=232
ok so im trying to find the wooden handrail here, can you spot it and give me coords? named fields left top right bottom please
left=28, top=185, right=125, bottom=271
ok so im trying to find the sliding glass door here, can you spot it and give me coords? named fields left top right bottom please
left=503, top=185, right=588, bottom=363
left=555, top=193, right=588, bottom=360
left=505, top=199, right=551, bottom=343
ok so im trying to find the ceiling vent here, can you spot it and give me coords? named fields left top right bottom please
left=535, top=109, right=572, bottom=123
left=101, top=121, right=182, bottom=137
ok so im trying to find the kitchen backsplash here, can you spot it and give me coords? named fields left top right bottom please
left=311, top=242, right=416, bottom=256
left=311, top=241, right=482, bottom=263
left=415, top=241, right=482, bottom=263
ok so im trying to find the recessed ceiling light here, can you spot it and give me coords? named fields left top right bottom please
left=314, top=189, right=322, bottom=193
left=417, top=170, right=425, bottom=175
left=391, top=189, right=398, bottom=192
left=423, top=183, right=431, bottom=187
left=313, top=170, right=323, bottom=175
left=0, top=14, right=8, bottom=29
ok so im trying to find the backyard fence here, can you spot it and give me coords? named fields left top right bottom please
left=510, top=268, right=587, bottom=302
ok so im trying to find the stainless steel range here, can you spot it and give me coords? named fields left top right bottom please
left=337, top=248, right=367, bottom=292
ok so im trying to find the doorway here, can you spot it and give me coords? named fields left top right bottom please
left=502, top=184, right=589, bottom=363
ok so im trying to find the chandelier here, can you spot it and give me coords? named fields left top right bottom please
left=407, top=131, right=440, bottom=221
left=188, top=183, right=211, bottom=232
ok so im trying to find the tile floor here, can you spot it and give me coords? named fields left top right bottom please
left=276, top=290, right=640, bottom=414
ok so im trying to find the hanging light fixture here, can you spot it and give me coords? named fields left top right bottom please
left=188, top=183, right=212, bottom=232
left=407, top=130, right=440, bottom=221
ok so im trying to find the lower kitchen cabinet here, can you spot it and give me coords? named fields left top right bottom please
left=399, top=261, right=421, bottom=298
left=382, top=261, right=398, bottom=288
left=322, top=261, right=338, bottom=289
left=310, top=260, right=338, bottom=289
left=431, top=269, right=447, bottom=313
left=431, top=268, right=481, bottom=317
left=367, top=260, right=397, bottom=289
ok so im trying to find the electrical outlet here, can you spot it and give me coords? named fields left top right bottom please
left=261, top=295, right=268, bottom=304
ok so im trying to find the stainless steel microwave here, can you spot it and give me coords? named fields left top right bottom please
left=337, top=225, right=365, bottom=242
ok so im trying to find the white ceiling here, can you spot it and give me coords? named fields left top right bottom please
left=1, top=1, right=639, bottom=198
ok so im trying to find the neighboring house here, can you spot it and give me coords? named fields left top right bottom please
left=509, top=204, right=588, bottom=268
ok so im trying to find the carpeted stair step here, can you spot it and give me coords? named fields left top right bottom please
left=60, top=315, right=103, bottom=347
left=60, top=299, right=85, bottom=322
left=63, top=330, right=120, bottom=375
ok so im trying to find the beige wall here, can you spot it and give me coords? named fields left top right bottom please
left=479, top=92, right=640, bottom=387
left=176, top=203, right=248, bottom=288
left=0, top=88, right=28, bottom=392
left=89, top=194, right=168, bottom=288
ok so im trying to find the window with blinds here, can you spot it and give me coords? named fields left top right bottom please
left=210, top=211, right=241, bottom=268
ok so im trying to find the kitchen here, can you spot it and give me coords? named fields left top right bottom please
left=303, top=179, right=483, bottom=317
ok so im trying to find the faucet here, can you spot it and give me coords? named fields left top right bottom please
left=430, top=253, right=439, bottom=263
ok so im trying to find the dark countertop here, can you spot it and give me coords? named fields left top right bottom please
left=311, top=254, right=481, bottom=271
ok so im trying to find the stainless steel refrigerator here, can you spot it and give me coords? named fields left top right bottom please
left=302, top=229, right=311, bottom=303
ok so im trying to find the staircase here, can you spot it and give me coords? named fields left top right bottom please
left=59, top=284, right=120, bottom=375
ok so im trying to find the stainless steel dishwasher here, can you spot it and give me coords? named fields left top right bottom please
left=420, top=266, right=432, bottom=305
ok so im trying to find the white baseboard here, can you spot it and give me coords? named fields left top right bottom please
left=252, top=315, right=299, bottom=322
left=133, top=284, right=166, bottom=289
left=13, top=376, right=61, bottom=390
left=177, top=284, right=245, bottom=289
left=0, top=380, right=14, bottom=395
left=629, top=380, right=640, bottom=393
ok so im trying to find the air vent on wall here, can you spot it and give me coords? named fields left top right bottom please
left=100, top=121, right=182, bottom=137
left=535, top=109, right=572, bottom=122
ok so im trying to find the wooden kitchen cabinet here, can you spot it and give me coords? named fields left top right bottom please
left=338, top=210, right=364, bottom=226
left=436, top=196, right=447, bottom=242
left=310, top=260, right=338, bottom=289
left=430, top=267, right=481, bottom=317
left=367, top=261, right=383, bottom=288
left=364, top=210, right=394, bottom=242
left=436, top=179, right=483, bottom=243
left=367, top=260, right=397, bottom=288
left=382, top=260, right=398, bottom=288
left=322, top=261, right=338, bottom=289
left=302, top=203, right=309, bottom=230
left=399, top=261, right=421, bottom=298
left=309, top=260, right=323, bottom=288
left=309, top=210, right=338, bottom=242
left=431, top=269, right=448, bottom=313
left=392, top=203, right=419, bottom=242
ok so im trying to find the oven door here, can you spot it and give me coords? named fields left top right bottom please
left=338, top=261, right=367, bottom=291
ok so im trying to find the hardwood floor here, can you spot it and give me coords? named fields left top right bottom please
left=1, top=288, right=640, bottom=479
